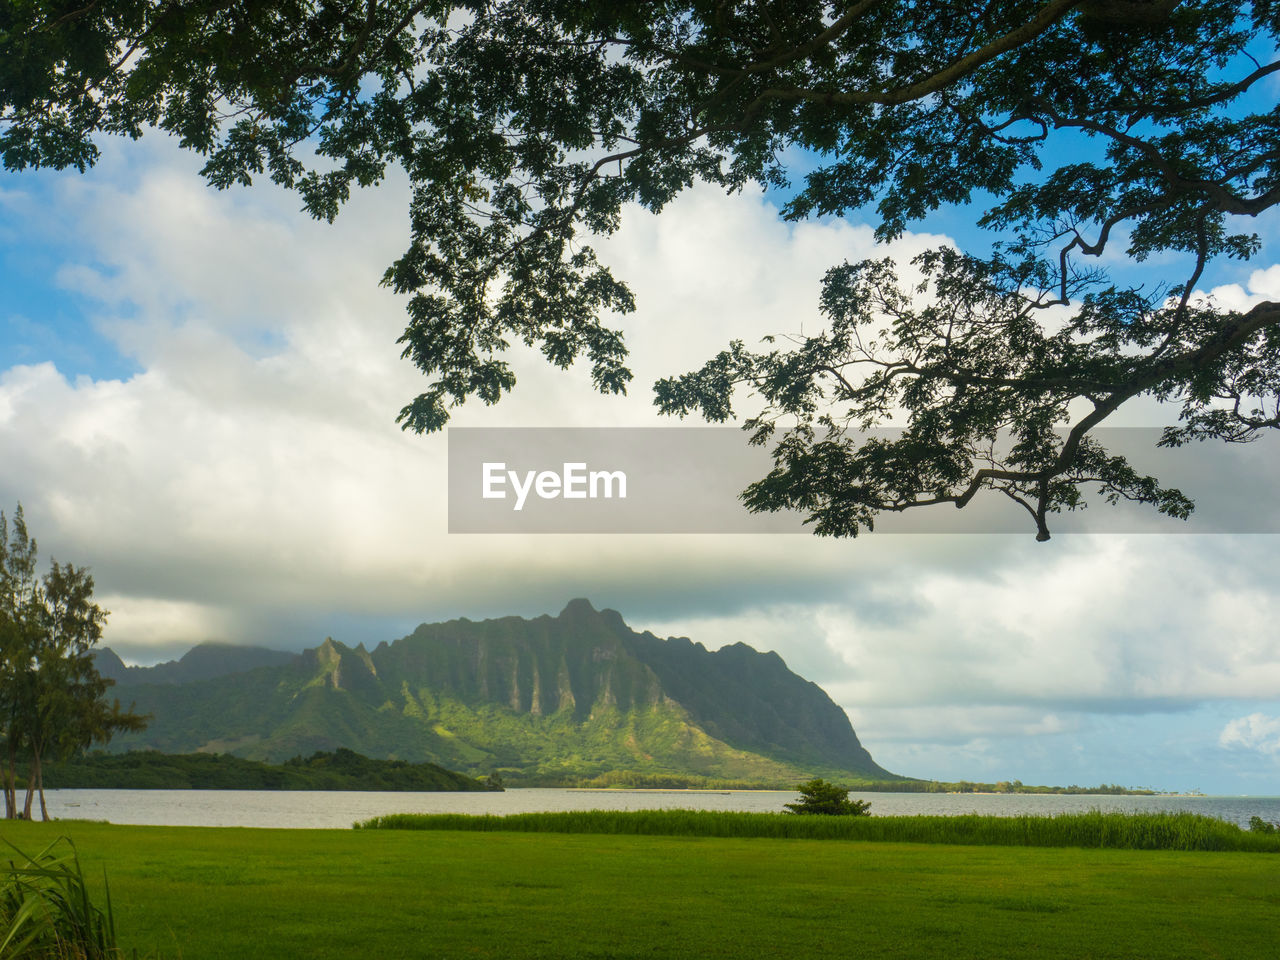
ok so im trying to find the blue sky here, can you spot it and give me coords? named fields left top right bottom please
left=2, top=172, right=139, bottom=381
left=10, top=133, right=1275, bottom=389
left=2, top=98, right=1280, bottom=794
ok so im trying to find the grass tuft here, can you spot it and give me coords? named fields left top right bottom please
left=0, top=836, right=143, bottom=959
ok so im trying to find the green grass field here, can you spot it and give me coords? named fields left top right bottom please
left=3, top=819, right=1277, bottom=960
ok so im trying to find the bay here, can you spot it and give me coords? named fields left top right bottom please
left=40, top=788, right=1280, bottom=830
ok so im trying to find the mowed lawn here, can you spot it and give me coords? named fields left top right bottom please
left=2, top=819, right=1276, bottom=960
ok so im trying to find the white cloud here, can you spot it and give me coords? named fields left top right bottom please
left=1245, top=263, right=1280, bottom=299
left=1220, top=713, right=1280, bottom=754
left=0, top=140, right=957, bottom=652
left=1204, top=262, right=1280, bottom=312
left=635, top=535, right=1280, bottom=772
left=842, top=704, right=1076, bottom=745
left=96, top=594, right=236, bottom=650
left=814, top=537, right=1280, bottom=711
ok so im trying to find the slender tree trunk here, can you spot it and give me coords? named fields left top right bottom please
left=36, top=758, right=48, bottom=821
left=2, top=738, right=15, bottom=820
left=21, top=745, right=39, bottom=821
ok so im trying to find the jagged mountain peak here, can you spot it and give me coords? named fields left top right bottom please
left=559, top=597, right=598, bottom=616
left=557, top=598, right=628, bottom=631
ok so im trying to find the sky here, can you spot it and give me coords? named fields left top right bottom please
left=2, top=131, right=1279, bottom=795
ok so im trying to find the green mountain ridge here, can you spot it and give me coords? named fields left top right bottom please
left=95, top=642, right=298, bottom=685
left=103, top=600, right=895, bottom=784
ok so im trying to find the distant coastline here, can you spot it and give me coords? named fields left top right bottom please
left=855, top=780, right=1162, bottom=796
left=38, top=749, right=503, bottom=792
left=38, top=750, right=1166, bottom=796
left=539, top=770, right=1162, bottom=794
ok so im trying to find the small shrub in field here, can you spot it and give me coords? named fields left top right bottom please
left=783, top=779, right=871, bottom=816
left=1249, top=816, right=1277, bottom=834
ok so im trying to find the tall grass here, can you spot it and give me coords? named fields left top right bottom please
left=1, top=838, right=137, bottom=960
left=354, top=809, right=1280, bottom=852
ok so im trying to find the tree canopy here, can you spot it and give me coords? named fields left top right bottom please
left=3, top=1, right=1278, bottom=538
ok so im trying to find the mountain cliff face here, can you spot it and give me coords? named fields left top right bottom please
left=104, top=600, right=894, bottom=783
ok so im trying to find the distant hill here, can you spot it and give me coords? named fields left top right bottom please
left=42, top=748, right=499, bottom=791
left=104, top=600, right=896, bottom=784
left=95, top=643, right=298, bottom=685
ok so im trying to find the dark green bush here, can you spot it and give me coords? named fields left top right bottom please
left=783, top=779, right=871, bottom=816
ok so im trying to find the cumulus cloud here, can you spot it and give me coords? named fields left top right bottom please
left=0, top=139, right=952, bottom=655
left=639, top=530, right=1280, bottom=789
left=637, top=534, right=1280, bottom=760
left=693, top=538, right=1280, bottom=721
left=1220, top=713, right=1280, bottom=754
left=1205, top=262, right=1280, bottom=313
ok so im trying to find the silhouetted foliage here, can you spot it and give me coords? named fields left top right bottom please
left=4, top=4, right=1279, bottom=537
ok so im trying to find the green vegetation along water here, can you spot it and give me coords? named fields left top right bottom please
left=2, top=820, right=1277, bottom=960
left=355, top=809, right=1280, bottom=852
left=41, top=748, right=500, bottom=792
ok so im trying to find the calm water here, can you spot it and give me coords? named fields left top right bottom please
left=41, top=788, right=1280, bottom=830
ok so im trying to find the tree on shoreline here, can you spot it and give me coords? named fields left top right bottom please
left=3, top=2, right=1278, bottom=538
left=0, top=505, right=147, bottom=820
left=784, top=778, right=870, bottom=816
